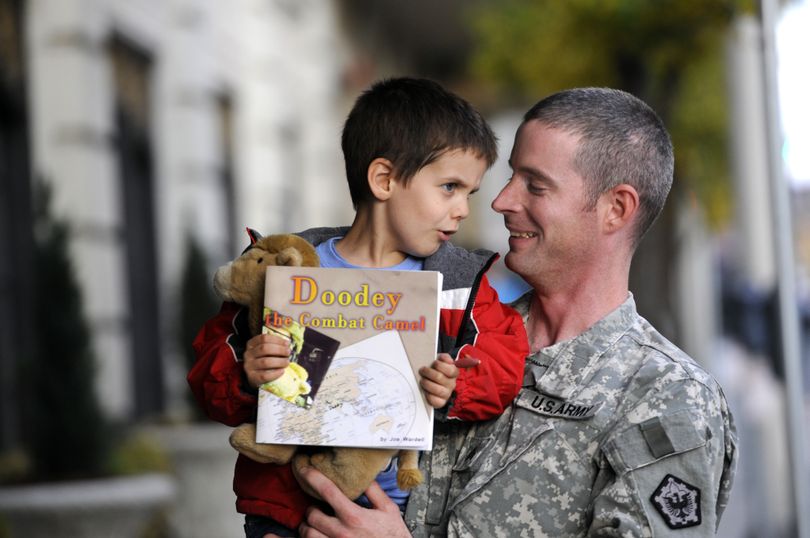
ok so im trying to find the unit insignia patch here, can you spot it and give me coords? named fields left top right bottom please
left=651, top=474, right=701, bottom=529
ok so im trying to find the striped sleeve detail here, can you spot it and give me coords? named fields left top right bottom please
left=441, top=287, right=471, bottom=311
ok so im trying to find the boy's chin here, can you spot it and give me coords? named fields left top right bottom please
left=413, top=244, right=442, bottom=258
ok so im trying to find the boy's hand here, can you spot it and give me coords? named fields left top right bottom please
left=243, top=333, right=292, bottom=389
left=419, top=354, right=460, bottom=408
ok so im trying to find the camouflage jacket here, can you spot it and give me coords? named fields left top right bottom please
left=404, top=293, right=737, bottom=537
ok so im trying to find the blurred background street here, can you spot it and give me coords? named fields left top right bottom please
left=1, top=0, right=809, bottom=536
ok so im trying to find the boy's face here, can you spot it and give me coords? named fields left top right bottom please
left=387, top=149, right=487, bottom=258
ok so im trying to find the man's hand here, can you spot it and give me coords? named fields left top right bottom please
left=243, top=333, right=292, bottom=389
left=294, top=466, right=411, bottom=538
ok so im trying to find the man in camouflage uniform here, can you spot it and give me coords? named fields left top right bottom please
left=294, top=88, right=738, bottom=537
left=403, top=292, right=737, bottom=537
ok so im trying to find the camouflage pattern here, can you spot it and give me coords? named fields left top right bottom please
left=404, top=293, right=737, bottom=537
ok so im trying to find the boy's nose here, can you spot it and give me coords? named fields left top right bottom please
left=453, top=199, right=470, bottom=220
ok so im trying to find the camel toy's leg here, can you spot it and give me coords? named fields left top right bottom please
left=396, top=449, right=423, bottom=490
left=292, top=447, right=397, bottom=500
left=229, top=423, right=297, bottom=464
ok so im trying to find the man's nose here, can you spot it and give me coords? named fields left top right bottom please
left=492, top=180, right=518, bottom=213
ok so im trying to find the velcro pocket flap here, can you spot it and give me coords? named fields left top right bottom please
left=603, top=409, right=707, bottom=475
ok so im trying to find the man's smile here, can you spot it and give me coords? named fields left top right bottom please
left=509, top=231, right=538, bottom=239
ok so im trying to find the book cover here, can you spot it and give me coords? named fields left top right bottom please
left=256, top=266, right=442, bottom=450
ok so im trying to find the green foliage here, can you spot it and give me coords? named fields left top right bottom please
left=178, top=234, right=220, bottom=420
left=23, top=181, right=111, bottom=480
left=470, top=2, right=615, bottom=98
left=669, top=42, right=733, bottom=228
left=0, top=450, right=30, bottom=484
left=106, top=431, right=171, bottom=476
left=468, top=0, right=751, bottom=228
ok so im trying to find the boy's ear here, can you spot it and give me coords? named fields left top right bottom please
left=367, top=158, right=395, bottom=201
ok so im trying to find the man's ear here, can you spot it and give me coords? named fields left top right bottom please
left=601, top=183, right=639, bottom=234
left=367, top=158, right=395, bottom=201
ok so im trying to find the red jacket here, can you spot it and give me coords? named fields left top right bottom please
left=187, top=230, right=528, bottom=528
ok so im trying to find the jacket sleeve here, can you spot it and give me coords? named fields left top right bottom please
left=187, top=301, right=258, bottom=426
left=588, top=379, right=738, bottom=536
left=448, top=275, right=529, bottom=421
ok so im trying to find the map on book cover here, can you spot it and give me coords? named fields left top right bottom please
left=255, top=266, right=442, bottom=450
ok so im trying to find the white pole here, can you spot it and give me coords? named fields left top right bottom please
left=760, top=1, right=810, bottom=537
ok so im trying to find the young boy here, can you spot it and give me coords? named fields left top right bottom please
left=188, top=77, right=529, bottom=537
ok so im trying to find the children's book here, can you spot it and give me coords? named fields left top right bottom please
left=256, top=266, right=442, bottom=450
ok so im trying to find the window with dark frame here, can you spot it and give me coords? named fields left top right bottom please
left=108, top=35, right=164, bottom=418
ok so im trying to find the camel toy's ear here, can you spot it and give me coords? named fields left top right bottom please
left=246, top=227, right=263, bottom=244
left=241, top=227, right=264, bottom=254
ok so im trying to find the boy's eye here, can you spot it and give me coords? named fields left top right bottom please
left=441, top=183, right=458, bottom=193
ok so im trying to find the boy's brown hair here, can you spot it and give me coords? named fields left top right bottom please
left=341, top=77, right=498, bottom=209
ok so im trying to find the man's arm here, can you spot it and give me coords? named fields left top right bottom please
left=589, top=379, right=737, bottom=536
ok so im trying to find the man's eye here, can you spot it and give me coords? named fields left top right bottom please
left=527, top=181, right=547, bottom=194
left=441, top=183, right=457, bottom=193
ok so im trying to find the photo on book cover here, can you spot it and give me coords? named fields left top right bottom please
left=260, top=307, right=340, bottom=409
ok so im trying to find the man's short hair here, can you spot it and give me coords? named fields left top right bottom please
left=342, top=77, right=498, bottom=208
left=523, top=87, right=674, bottom=246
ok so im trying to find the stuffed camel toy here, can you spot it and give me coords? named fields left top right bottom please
left=214, top=229, right=422, bottom=500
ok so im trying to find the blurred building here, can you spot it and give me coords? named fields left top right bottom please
left=0, top=0, right=352, bottom=447
left=794, top=188, right=810, bottom=296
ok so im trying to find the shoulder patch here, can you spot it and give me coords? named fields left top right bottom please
left=651, top=474, right=702, bottom=529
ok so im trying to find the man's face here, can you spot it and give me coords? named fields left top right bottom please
left=491, top=120, right=601, bottom=287
left=388, top=149, right=486, bottom=258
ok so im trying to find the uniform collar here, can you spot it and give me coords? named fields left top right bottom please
left=512, top=292, right=638, bottom=399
